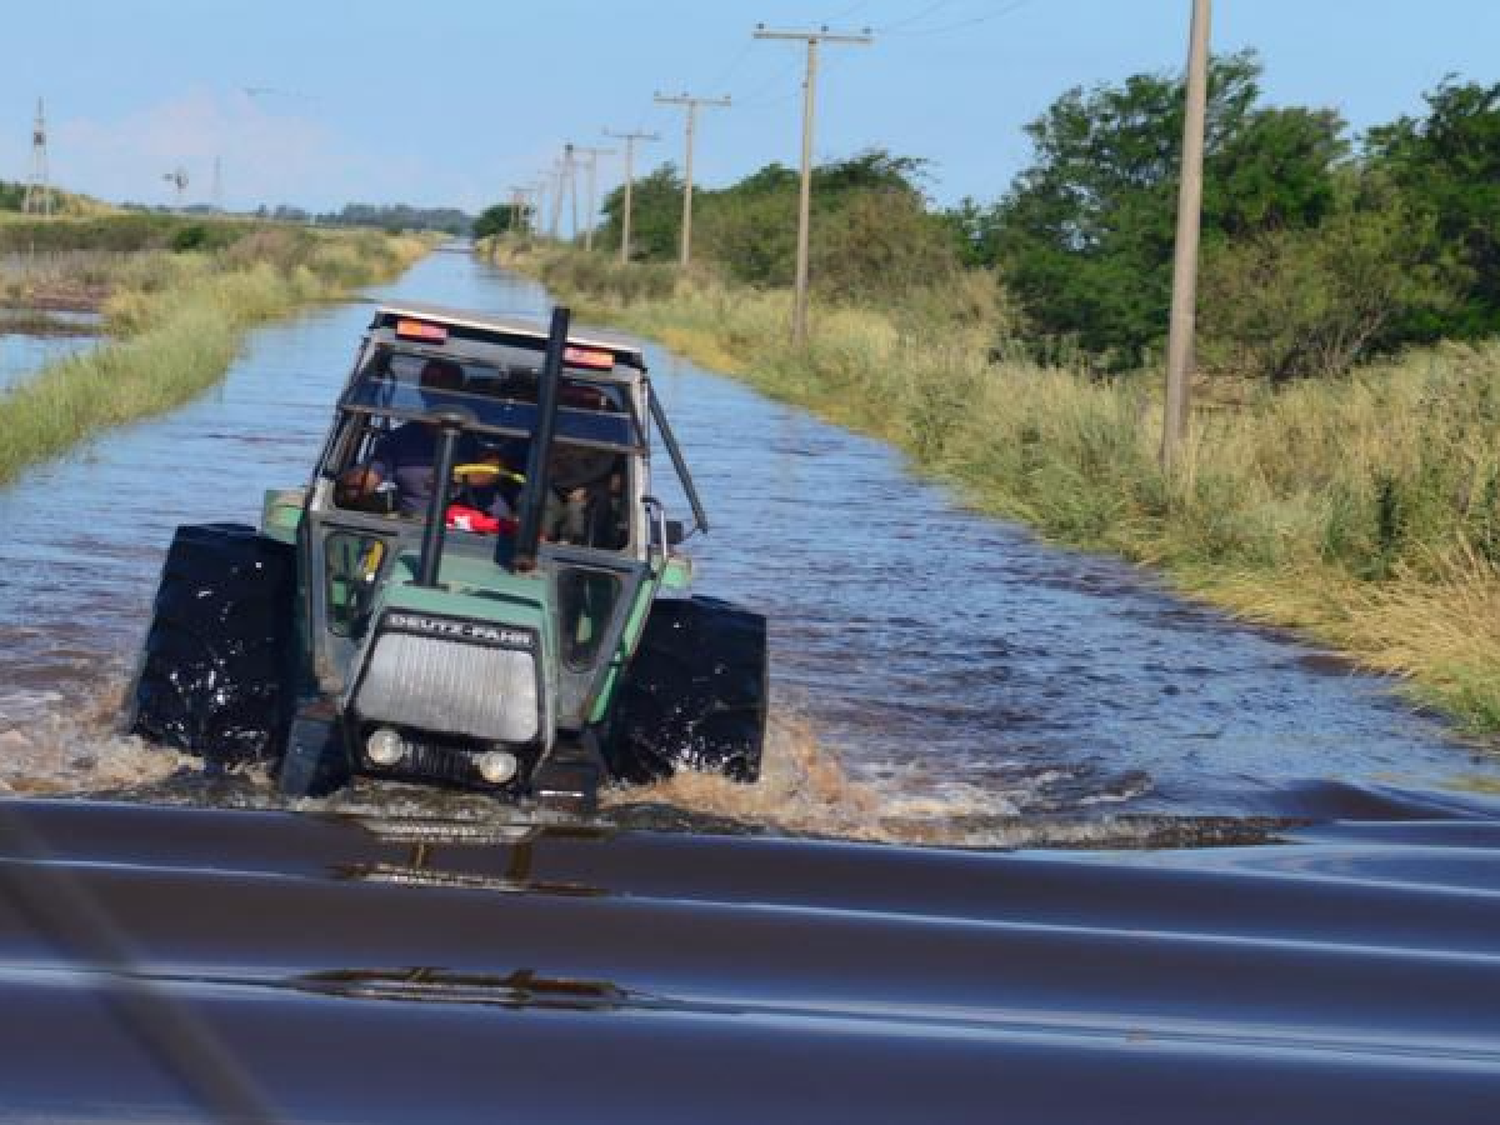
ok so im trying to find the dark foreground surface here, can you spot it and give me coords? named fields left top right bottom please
left=1, top=794, right=1499, bottom=1124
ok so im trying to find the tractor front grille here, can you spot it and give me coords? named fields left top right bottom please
left=354, top=628, right=540, bottom=744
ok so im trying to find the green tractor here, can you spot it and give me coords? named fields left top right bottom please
left=126, top=302, right=767, bottom=811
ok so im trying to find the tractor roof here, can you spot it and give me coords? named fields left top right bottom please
left=373, top=301, right=646, bottom=369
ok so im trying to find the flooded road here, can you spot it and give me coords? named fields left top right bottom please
left=0, top=246, right=1495, bottom=841
left=0, top=247, right=1498, bottom=1121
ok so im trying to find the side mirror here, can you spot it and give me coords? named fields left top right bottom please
left=665, top=520, right=685, bottom=546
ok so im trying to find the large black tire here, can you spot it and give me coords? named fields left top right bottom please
left=603, top=596, right=768, bottom=784
left=128, top=523, right=297, bottom=765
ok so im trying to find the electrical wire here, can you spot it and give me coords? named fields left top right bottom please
left=730, top=53, right=807, bottom=108
left=821, top=0, right=872, bottom=21
left=873, top=0, right=955, bottom=33
left=701, top=38, right=755, bottom=93
left=881, top=0, right=1029, bottom=38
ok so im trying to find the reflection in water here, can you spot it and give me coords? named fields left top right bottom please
left=0, top=248, right=1496, bottom=845
left=295, top=967, right=633, bottom=1011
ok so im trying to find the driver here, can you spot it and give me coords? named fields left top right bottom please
left=337, top=358, right=501, bottom=517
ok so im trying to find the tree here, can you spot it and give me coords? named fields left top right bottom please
left=1366, top=79, right=1500, bottom=339
left=474, top=203, right=522, bottom=240
left=989, top=51, right=1348, bottom=368
left=1198, top=189, right=1445, bottom=380
left=597, top=164, right=684, bottom=260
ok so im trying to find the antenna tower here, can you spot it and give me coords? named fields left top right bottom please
left=22, top=98, right=54, bottom=217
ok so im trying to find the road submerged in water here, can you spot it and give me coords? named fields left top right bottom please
left=0, top=247, right=1497, bottom=1121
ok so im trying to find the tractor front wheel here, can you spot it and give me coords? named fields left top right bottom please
left=127, top=523, right=297, bottom=766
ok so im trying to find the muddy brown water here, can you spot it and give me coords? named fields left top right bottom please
left=0, top=247, right=1498, bottom=1121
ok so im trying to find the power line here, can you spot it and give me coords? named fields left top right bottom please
left=874, top=0, right=953, bottom=33
left=881, top=0, right=1029, bottom=38
left=701, top=39, right=756, bottom=92
left=729, top=54, right=806, bottom=107
left=822, top=0, right=872, bottom=21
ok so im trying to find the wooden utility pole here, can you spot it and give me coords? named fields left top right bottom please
left=548, top=157, right=566, bottom=240
left=604, top=128, right=659, bottom=264
left=533, top=177, right=551, bottom=237
left=1161, top=0, right=1211, bottom=471
left=571, top=145, right=616, bottom=251
left=564, top=143, right=580, bottom=242
left=506, top=185, right=536, bottom=235
left=753, top=24, right=872, bottom=346
left=653, top=92, right=731, bottom=268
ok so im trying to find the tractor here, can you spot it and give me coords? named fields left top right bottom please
left=126, top=302, right=767, bottom=812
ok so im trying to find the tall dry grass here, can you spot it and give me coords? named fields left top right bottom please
left=510, top=243, right=1500, bottom=736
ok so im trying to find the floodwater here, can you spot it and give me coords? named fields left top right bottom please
left=0, top=246, right=1495, bottom=838
left=0, top=310, right=98, bottom=393
left=0, top=247, right=1498, bottom=1121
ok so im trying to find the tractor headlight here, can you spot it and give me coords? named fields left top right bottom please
left=476, top=750, right=519, bottom=784
left=366, top=727, right=405, bottom=767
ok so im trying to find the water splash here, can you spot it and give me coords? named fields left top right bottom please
left=0, top=683, right=193, bottom=796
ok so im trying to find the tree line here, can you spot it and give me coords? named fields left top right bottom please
left=491, top=51, right=1500, bottom=382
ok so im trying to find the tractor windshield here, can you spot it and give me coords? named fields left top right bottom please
left=327, top=346, right=636, bottom=554
left=344, top=345, right=643, bottom=452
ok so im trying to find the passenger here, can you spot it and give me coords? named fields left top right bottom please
left=543, top=444, right=620, bottom=546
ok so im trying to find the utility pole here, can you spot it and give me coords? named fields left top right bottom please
left=507, top=185, right=537, bottom=235
left=604, top=128, right=659, bottom=263
left=533, top=178, right=551, bottom=236
left=549, top=155, right=567, bottom=240
left=571, top=145, right=615, bottom=251
left=753, top=24, right=872, bottom=346
left=564, top=144, right=580, bottom=242
left=23, top=98, right=53, bottom=218
left=211, top=156, right=224, bottom=213
left=1161, top=0, right=1211, bottom=471
left=653, top=92, right=730, bottom=268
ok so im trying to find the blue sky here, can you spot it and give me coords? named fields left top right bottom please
left=1, top=0, right=1496, bottom=216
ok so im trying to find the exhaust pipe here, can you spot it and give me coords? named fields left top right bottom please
left=415, top=408, right=475, bottom=588
left=509, top=306, right=570, bottom=573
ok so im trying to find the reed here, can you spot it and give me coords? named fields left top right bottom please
left=508, top=243, right=1500, bottom=737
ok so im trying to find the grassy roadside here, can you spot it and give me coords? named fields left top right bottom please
left=496, top=241, right=1500, bottom=739
left=0, top=223, right=430, bottom=485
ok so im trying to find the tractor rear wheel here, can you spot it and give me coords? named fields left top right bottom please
left=128, top=523, right=297, bottom=766
left=604, top=596, right=767, bottom=784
